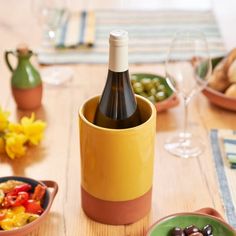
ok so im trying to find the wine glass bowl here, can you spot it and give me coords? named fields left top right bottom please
left=165, top=31, right=212, bottom=104
left=32, top=0, right=67, bottom=46
left=32, top=0, right=74, bottom=86
left=164, top=30, right=212, bottom=158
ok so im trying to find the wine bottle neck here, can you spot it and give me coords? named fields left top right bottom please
left=108, top=44, right=128, bottom=72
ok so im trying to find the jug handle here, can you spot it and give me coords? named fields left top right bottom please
left=5, top=51, right=15, bottom=72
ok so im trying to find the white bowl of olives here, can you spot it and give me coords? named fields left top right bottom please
left=131, top=73, right=179, bottom=112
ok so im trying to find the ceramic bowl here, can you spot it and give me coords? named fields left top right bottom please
left=0, top=176, right=58, bottom=236
left=201, top=57, right=236, bottom=111
left=146, top=208, right=236, bottom=236
left=131, top=73, right=179, bottom=112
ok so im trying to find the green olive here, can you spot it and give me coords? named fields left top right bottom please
left=132, top=75, right=170, bottom=103
left=141, top=78, right=153, bottom=91
left=149, top=87, right=157, bottom=96
left=152, top=78, right=161, bottom=88
left=155, top=91, right=167, bottom=102
left=147, top=95, right=156, bottom=104
left=157, top=84, right=166, bottom=92
left=133, top=82, right=144, bottom=94
left=131, top=75, right=138, bottom=85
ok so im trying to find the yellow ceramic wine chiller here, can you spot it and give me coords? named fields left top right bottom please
left=79, top=95, right=156, bottom=225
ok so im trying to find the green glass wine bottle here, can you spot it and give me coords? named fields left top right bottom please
left=94, top=30, right=141, bottom=129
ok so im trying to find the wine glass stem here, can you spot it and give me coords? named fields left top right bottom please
left=42, top=25, right=50, bottom=46
left=183, top=97, right=189, bottom=137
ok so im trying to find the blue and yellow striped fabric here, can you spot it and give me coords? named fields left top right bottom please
left=38, top=10, right=226, bottom=64
left=223, top=131, right=236, bottom=168
left=55, top=11, right=95, bottom=48
left=210, top=129, right=236, bottom=228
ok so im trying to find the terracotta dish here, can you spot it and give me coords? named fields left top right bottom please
left=201, top=57, right=236, bottom=111
left=202, top=86, right=236, bottom=111
left=0, top=176, right=58, bottom=236
left=146, top=207, right=236, bottom=236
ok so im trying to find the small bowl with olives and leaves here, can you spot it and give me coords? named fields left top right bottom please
left=146, top=208, right=236, bottom=236
left=131, top=73, right=179, bottom=112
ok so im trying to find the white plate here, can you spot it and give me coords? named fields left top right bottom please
left=40, top=66, right=74, bottom=85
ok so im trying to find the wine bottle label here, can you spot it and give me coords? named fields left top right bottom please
left=109, top=30, right=128, bottom=72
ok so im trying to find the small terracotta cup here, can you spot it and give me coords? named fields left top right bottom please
left=79, top=95, right=156, bottom=225
left=0, top=176, right=58, bottom=236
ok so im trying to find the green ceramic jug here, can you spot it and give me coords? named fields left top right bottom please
left=5, top=45, right=43, bottom=110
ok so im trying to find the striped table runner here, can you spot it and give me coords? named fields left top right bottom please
left=210, top=129, right=236, bottom=228
left=38, top=10, right=226, bottom=64
left=55, top=11, right=95, bottom=48
left=223, top=133, right=236, bottom=168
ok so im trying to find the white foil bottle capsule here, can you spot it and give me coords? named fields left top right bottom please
left=109, top=30, right=128, bottom=73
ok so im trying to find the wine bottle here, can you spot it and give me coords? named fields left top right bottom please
left=94, top=30, right=141, bottom=129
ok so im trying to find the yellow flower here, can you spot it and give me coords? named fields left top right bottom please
left=5, top=133, right=27, bottom=159
left=0, top=136, right=5, bottom=154
left=0, top=107, right=10, bottom=132
left=20, top=113, right=46, bottom=145
left=0, top=108, right=46, bottom=159
left=8, top=123, right=23, bottom=134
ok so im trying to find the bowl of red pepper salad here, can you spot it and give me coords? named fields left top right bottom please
left=0, top=176, right=58, bottom=236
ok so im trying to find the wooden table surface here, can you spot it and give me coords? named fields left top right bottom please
left=0, top=1, right=236, bottom=235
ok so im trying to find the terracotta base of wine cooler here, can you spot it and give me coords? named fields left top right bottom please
left=81, top=187, right=152, bottom=225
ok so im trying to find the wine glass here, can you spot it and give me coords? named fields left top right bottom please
left=164, top=30, right=212, bottom=158
left=32, top=0, right=66, bottom=46
left=32, top=0, right=74, bottom=86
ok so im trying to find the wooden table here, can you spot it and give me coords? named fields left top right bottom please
left=0, top=1, right=236, bottom=235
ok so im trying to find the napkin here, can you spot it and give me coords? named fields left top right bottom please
left=223, top=133, right=236, bottom=169
left=55, top=11, right=95, bottom=48
left=210, top=129, right=236, bottom=228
